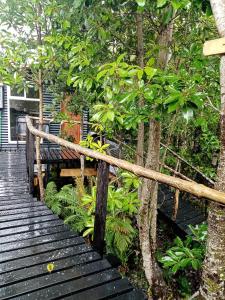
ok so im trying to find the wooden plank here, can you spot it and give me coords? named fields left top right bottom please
left=58, top=278, right=133, bottom=300
left=0, top=209, right=52, bottom=222
left=0, top=260, right=111, bottom=299
left=0, top=230, right=78, bottom=252
left=0, top=252, right=100, bottom=288
left=52, top=148, right=61, bottom=160
left=0, top=219, right=64, bottom=237
left=93, top=160, right=109, bottom=255
left=0, top=244, right=92, bottom=274
left=0, top=236, right=84, bottom=263
left=0, top=201, right=45, bottom=211
left=0, top=205, right=49, bottom=217
left=60, top=149, right=72, bottom=160
left=0, top=224, right=71, bottom=244
left=63, top=149, right=74, bottom=159
left=0, top=214, right=58, bottom=230
left=60, top=168, right=97, bottom=177
left=12, top=269, right=121, bottom=300
left=203, top=37, right=225, bottom=56
left=114, top=289, right=147, bottom=299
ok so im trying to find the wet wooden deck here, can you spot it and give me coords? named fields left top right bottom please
left=158, top=185, right=206, bottom=235
left=38, top=148, right=80, bottom=164
left=0, top=151, right=145, bottom=299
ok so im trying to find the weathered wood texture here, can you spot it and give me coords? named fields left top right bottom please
left=26, top=116, right=225, bottom=205
left=93, top=160, right=110, bottom=255
left=37, top=148, right=80, bottom=163
left=0, top=151, right=145, bottom=300
left=60, top=168, right=97, bottom=177
left=203, top=37, right=225, bottom=56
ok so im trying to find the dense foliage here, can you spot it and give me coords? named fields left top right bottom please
left=0, top=0, right=224, bottom=298
left=45, top=171, right=140, bottom=264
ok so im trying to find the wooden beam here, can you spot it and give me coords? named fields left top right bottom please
left=60, top=168, right=97, bottom=177
left=93, top=160, right=109, bottom=255
left=26, top=116, right=225, bottom=205
left=60, top=168, right=116, bottom=179
left=203, top=37, right=225, bottom=56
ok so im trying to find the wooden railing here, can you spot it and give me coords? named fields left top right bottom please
left=26, top=116, right=225, bottom=254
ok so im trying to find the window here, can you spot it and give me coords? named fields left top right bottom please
left=8, top=86, right=39, bottom=143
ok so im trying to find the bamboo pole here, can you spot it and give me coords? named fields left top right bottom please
left=26, top=116, right=225, bottom=205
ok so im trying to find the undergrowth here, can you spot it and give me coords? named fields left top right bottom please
left=45, top=171, right=140, bottom=264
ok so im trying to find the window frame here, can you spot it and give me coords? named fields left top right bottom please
left=7, top=86, right=40, bottom=144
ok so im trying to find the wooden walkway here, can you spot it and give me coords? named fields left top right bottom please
left=0, top=151, right=145, bottom=299
left=38, top=148, right=80, bottom=164
left=158, top=185, right=206, bottom=235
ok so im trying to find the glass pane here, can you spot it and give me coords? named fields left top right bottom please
left=10, top=99, right=39, bottom=141
left=10, top=87, right=25, bottom=97
left=26, top=87, right=39, bottom=99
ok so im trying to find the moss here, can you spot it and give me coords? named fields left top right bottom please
left=219, top=273, right=225, bottom=281
left=205, top=277, right=221, bottom=293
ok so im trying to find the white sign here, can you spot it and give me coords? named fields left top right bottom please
left=203, top=37, right=225, bottom=56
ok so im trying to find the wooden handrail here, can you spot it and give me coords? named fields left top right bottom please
left=26, top=115, right=225, bottom=205
left=160, top=142, right=215, bottom=185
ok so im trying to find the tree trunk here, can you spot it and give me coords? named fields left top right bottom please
left=200, top=2, right=225, bottom=297
left=138, top=120, right=161, bottom=290
left=138, top=12, right=175, bottom=297
left=136, top=11, right=145, bottom=168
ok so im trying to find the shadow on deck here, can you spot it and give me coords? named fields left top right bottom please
left=0, top=151, right=145, bottom=299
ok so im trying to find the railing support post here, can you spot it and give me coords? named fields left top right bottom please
left=93, top=160, right=109, bottom=256
left=28, top=124, right=35, bottom=195
left=26, top=125, right=29, bottom=176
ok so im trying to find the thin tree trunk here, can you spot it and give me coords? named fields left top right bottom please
left=138, top=12, right=175, bottom=297
left=138, top=120, right=161, bottom=292
left=200, top=2, right=225, bottom=297
left=136, top=11, right=145, bottom=168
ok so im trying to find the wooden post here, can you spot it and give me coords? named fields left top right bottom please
left=93, top=160, right=109, bottom=255
left=28, top=128, right=35, bottom=195
left=26, top=125, right=29, bottom=176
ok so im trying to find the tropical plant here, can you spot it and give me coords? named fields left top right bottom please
left=45, top=178, right=140, bottom=264
left=158, top=223, right=207, bottom=296
left=159, top=223, right=207, bottom=274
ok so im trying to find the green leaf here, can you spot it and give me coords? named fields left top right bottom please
left=144, top=67, right=157, bottom=79
left=62, top=20, right=70, bottom=29
left=162, top=6, right=173, bottom=25
left=157, top=0, right=168, bottom=8
left=74, top=0, right=83, bottom=9
left=106, top=87, right=113, bottom=100
left=83, top=227, right=94, bottom=237
left=106, top=111, right=115, bottom=121
left=96, top=69, right=108, bottom=81
left=137, top=69, right=143, bottom=80
left=171, top=0, right=182, bottom=10
left=168, top=101, right=179, bottom=113
left=191, top=259, right=200, bottom=270
left=164, top=94, right=180, bottom=104
left=136, top=0, right=146, bottom=7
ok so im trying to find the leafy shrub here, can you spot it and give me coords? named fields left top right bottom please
left=158, top=223, right=207, bottom=297
left=45, top=174, right=140, bottom=264
left=159, top=223, right=207, bottom=274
